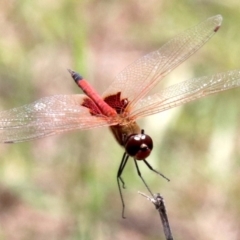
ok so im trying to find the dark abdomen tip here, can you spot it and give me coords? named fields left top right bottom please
left=68, top=69, right=83, bottom=82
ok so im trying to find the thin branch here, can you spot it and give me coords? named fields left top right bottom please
left=139, top=192, right=174, bottom=240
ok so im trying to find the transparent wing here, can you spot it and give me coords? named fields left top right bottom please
left=102, top=15, right=222, bottom=109
left=0, top=94, right=117, bottom=143
left=129, top=70, right=240, bottom=119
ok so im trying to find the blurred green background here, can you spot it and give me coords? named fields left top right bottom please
left=0, top=0, right=240, bottom=239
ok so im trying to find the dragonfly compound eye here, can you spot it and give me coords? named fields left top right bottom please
left=124, top=134, right=153, bottom=160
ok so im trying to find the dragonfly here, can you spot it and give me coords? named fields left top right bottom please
left=1, top=14, right=240, bottom=217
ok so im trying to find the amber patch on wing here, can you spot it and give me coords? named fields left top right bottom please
left=82, top=97, right=102, bottom=116
left=104, top=92, right=128, bottom=114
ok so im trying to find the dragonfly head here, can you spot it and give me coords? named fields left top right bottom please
left=124, top=131, right=153, bottom=160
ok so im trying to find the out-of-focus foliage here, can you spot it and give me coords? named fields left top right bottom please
left=0, top=1, right=240, bottom=239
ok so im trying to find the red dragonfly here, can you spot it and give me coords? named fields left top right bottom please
left=1, top=15, right=240, bottom=217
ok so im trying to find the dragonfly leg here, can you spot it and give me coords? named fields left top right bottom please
left=143, top=159, right=170, bottom=182
left=117, top=152, right=129, bottom=218
left=133, top=158, right=154, bottom=197
left=117, top=152, right=129, bottom=188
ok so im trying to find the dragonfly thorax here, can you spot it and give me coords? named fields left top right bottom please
left=124, top=132, right=153, bottom=160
